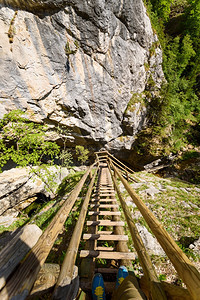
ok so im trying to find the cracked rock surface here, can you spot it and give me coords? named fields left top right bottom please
left=0, top=0, right=164, bottom=152
left=0, top=166, right=69, bottom=216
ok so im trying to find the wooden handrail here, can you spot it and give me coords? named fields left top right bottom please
left=110, top=170, right=167, bottom=299
left=95, top=151, right=139, bottom=182
left=107, top=157, right=139, bottom=183
left=53, top=167, right=98, bottom=299
left=0, top=164, right=95, bottom=300
left=107, top=151, right=135, bottom=174
left=110, top=160, right=200, bottom=300
left=94, top=150, right=134, bottom=173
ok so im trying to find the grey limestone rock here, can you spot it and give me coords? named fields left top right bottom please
left=136, top=223, right=166, bottom=256
left=189, top=238, right=200, bottom=252
left=0, top=0, right=164, bottom=152
left=139, top=185, right=161, bottom=199
left=0, top=166, right=69, bottom=216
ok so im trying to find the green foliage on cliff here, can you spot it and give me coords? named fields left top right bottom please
left=75, top=145, right=89, bottom=165
left=0, top=110, right=60, bottom=170
left=141, top=0, right=200, bottom=155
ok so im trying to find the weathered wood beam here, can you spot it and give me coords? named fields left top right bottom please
left=110, top=161, right=200, bottom=300
left=53, top=168, right=98, bottom=300
left=0, top=164, right=94, bottom=300
left=111, top=172, right=167, bottom=300
left=0, top=224, right=42, bottom=290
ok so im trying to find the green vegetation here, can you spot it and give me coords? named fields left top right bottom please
left=65, top=40, right=79, bottom=56
left=125, top=93, right=145, bottom=113
left=0, top=110, right=59, bottom=170
left=137, top=0, right=200, bottom=156
left=0, top=170, right=87, bottom=236
left=75, top=145, right=89, bottom=165
left=130, top=172, right=200, bottom=247
left=0, top=110, right=90, bottom=195
left=8, top=11, right=18, bottom=44
left=0, top=110, right=61, bottom=195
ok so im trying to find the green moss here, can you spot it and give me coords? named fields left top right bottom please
left=125, top=93, right=144, bottom=113
left=65, top=40, right=80, bottom=57
left=149, top=41, right=160, bottom=57
left=144, top=62, right=150, bottom=71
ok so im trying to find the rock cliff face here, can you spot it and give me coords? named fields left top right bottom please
left=0, top=0, right=164, bottom=159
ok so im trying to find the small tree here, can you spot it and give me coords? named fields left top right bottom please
left=75, top=145, right=89, bottom=165
left=0, top=110, right=61, bottom=195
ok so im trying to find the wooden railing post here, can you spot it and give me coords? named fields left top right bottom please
left=125, top=168, right=129, bottom=181
left=0, top=164, right=95, bottom=300
left=110, top=161, right=200, bottom=300
left=111, top=173, right=167, bottom=300
left=53, top=167, right=98, bottom=299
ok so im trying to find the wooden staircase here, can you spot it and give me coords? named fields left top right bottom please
left=0, top=151, right=199, bottom=300
left=80, top=161, right=135, bottom=295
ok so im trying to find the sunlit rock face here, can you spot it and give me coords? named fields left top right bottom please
left=0, top=0, right=164, bottom=157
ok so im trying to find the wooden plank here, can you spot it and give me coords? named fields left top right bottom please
left=91, top=204, right=118, bottom=208
left=98, top=188, right=114, bottom=190
left=99, top=199, right=117, bottom=203
left=99, top=190, right=115, bottom=193
left=0, top=225, right=42, bottom=290
left=96, top=247, right=114, bottom=251
left=95, top=268, right=118, bottom=274
left=97, top=231, right=113, bottom=235
left=93, top=193, right=115, bottom=197
left=0, top=164, right=95, bottom=300
left=83, top=234, right=128, bottom=241
left=88, top=211, right=121, bottom=216
left=90, top=199, right=117, bottom=203
left=111, top=161, right=200, bottom=300
left=99, top=204, right=119, bottom=208
left=99, top=193, right=115, bottom=196
left=94, top=188, right=114, bottom=191
left=86, top=220, right=125, bottom=226
left=53, top=168, right=98, bottom=299
left=80, top=250, right=135, bottom=260
left=28, top=264, right=60, bottom=299
left=90, top=204, right=100, bottom=208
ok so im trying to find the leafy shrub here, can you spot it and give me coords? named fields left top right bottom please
left=75, top=145, right=89, bottom=165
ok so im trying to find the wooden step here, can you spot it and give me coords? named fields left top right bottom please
left=80, top=250, right=135, bottom=260
left=99, top=191, right=115, bottom=193
left=95, top=188, right=114, bottom=191
left=90, top=204, right=100, bottom=208
left=90, top=204, right=119, bottom=209
left=88, top=211, right=121, bottom=216
left=95, top=268, right=118, bottom=274
left=99, top=199, right=117, bottom=203
left=99, top=204, right=119, bottom=208
left=91, top=199, right=117, bottom=203
left=83, top=234, right=128, bottom=241
left=86, top=220, right=125, bottom=226
left=96, top=247, right=114, bottom=251
left=97, top=231, right=113, bottom=235
left=93, top=194, right=115, bottom=197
